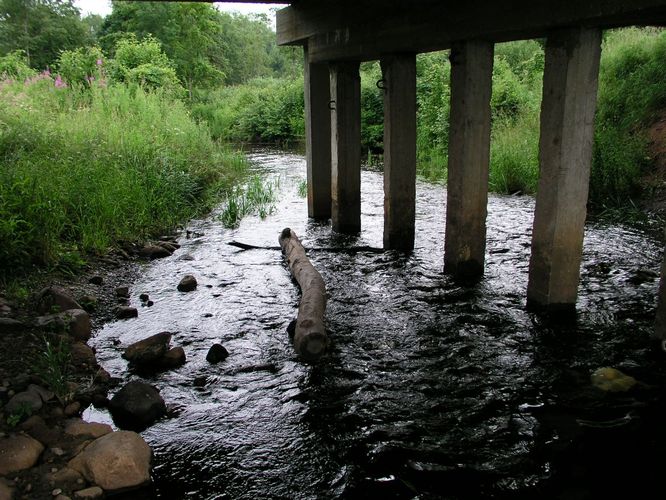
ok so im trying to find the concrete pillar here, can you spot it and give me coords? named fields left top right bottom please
left=527, top=28, right=602, bottom=309
left=381, top=54, right=417, bottom=251
left=444, top=41, right=494, bottom=280
left=330, top=61, right=361, bottom=234
left=304, top=46, right=332, bottom=219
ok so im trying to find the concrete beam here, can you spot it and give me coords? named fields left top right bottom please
left=381, top=54, right=417, bottom=251
left=444, top=41, right=494, bottom=281
left=527, top=28, right=602, bottom=310
left=655, top=245, right=666, bottom=341
left=277, top=0, right=666, bottom=62
left=304, top=46, right=332, bottom=219
left=330, top=61, right=361, bottom=234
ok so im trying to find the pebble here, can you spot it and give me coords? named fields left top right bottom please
left=139, top=293, right=149, bottom=302
left=52, top=488, right=63, bottom=496
left=52, top=448, right=64, bottom=456
left=25, top=483, right=32, bottom=492
left=51, top=467, right=58, bottom=473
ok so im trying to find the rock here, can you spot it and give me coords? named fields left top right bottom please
left=156, top=241, right=178, bottom=252
left=0, top=478, right=14, bottom=500
left=65, top=420, right=112, bottom=439
left=64, top=402, right=81, bottom=417
left=192, top=376, right=207, bottom=387
left=114, top=286, right=129, bottom=298
left=78, top=295, right=97, bottom=312
left=88, top=276, right=103, bottom=285
left=159, top=347, right=186, bottom=369
left=177, top=254, right=195, bottom=261
left=108, top=381, right=166, bottom=431
left=0, top=318, right=25, bottom=333
left=70, top=343, right=97, bottom=370
left=27, top=384, right=54, bottom=403
left=74, top=486, right=104, bottom=499
left=286, top=319, right=297, bottom=339
left=35, top=310, right=91, bottom=341
left=0, top=434, right=45, bottom=475
left=115, top=306, right=138, bottom=320
left=139, top=245, right=172, bottom=260
left=146, top=300, right=154, bottom=307
left=68, top=431, right=151, bottom=491
left=20, top=415, right=61, bottom=446
left=591, top=367, right=637, bottom=392
left=139, top=293, right=149, bottom=302
left=122, top=332, right=172, bottom=366
left=5, top=390, right=43, bottom=415
left=46, top=467, right=84, bottom=492
left=37, top=287, right=82, bottom=314
left=206, top=344, right=229, bottom=364
left=177, top=275, right=197, bottom=292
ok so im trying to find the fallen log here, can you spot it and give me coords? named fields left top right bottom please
left=278, top=228, right=328, bottom=360
left=229, top=240, right=383, bottom=254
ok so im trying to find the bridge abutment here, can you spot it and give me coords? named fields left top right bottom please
left=444, top=40, right=494, bottom=280
left=304, top=46, right=332, bottom=220
left=527, top=28, right=602, bottom=310
left=330, top=61, right=362, bottom=234
left=381, top=54, right=417, bottom=251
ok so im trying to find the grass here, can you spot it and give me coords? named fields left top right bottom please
left=219, top=175, right=279, bottom=228
left=0, top=77, right=247, bottom=279
left=297, top=179, right=307, bottom=198
left=33, top=335, right=72, bottom=404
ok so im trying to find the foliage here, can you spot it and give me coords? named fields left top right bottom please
left=0, top=76, right=246, bottom=276
left=33, top=335, right=71, bottom=404
left=0, top=50, right=35, bottom=80
left=6, top=402, right=33, bottom=427
left=57, top=46, right=104, bottom=86
left=0, top=0, right=91, bottom=70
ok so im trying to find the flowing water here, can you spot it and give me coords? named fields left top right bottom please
left=88, top=150, right=666, bottom=499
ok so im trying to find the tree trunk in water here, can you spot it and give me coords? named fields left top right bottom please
left=279, top=228, right=328, bottom=360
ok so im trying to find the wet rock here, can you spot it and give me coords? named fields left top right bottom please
left=65, top=419, right=112, bottom=439
left=139, top=293, right=149, bottom=302
left=287, top=319, right=297, bottom=339
left=177, top=275, right=197, bottom=292
left=115, top=306, right=138, bottom=320
left=5, top=390, right=43, bottom=415
left=37, top=287, right=82, bottom=314
left=140, top=245, right=172, bottom=260
left=156, top=241, right=179, bottom=253
left=122, top=332, right=172, bottom=366
left=206, top=344, right=229, bottom=364
left=192, top=376, right=207, bottom=387
left=0, top=434, right=45, bottom=475
left=70, top=343, right=97, bottom=370
left=114, top=286, right=129, bottom=298
left=159, top=347, right=186, bottom=369
left=88, top=276, right=103, bottom=285
left=68, top=431, right=151, bottom=492
left=146, top=300, right=154, bottom=307
left=627, top=268, right=659, bottom=285
left=74, top=486, right=104, bottom=499
left=177, top=254, right=195, bottom=261
left=591, top=367, right=637, bottom=392
left=0, top=317, right=25, bottom=332
left=108, top=381, right=166, bottom=431
left=35, top=310, right=91, bottom=341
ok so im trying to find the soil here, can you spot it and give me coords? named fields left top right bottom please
left=638, top=111, right=666, bottom=218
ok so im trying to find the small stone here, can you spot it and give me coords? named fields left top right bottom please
left=206, top=344, right=229, bottom=364
left=70, top=343, right=97, bottom=369
left=177, top=275, right=197, bottom=292
left=78, top=295, right=97, bottom=312
left=51, top=467, right=58, bottom=473
left=74, top=486, right=104, bottom=499
left=51, top=448, right=64, bottom=456
left=193, top=376, right=207, bottom=387
left=140, top=244, right=172, bottom=260
left=108, top=381, right=166, bottom=431
left=287, top=319, right=297, bottom=339
left=88, top=276, right=103, bottom=285
left=159, top=347, right=186, bottom=369
left=139, top=293, right=149, bottom=302
left=25, top=483, right=32, bottom=492
left=114, top=286, right=129, bottom=298
left=591, top=367, right=637, bottom=392
left=53, top=488, right=63, bottom=496
left=116, top=306, right=138, bottom=319
left=146, top=300, right=154, bottom=307
left=64, top=402, right=81, bottom=417
left=28, top=384, right=54, bottom=402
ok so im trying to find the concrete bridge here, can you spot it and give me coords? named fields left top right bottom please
left=235, top=1, right=666, bottom=335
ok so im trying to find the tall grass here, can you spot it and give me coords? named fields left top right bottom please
left=0, top=77, right=246, bottom=277
left=219, top=175, right=279, bottom=228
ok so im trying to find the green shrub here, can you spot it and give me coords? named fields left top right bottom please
left=0, top=50, right=36, bottom=80
left=57, top=46, right=105, bottom=86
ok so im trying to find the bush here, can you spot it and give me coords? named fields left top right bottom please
left=0, top=50, right=36, bottom=80
left=57, top=46, right=105, bottom=86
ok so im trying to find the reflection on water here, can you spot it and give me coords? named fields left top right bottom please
left=90, top=150, right=666, bottom=499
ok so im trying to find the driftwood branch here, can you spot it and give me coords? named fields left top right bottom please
left=229, top=240, right=383, bottom=254
left=278, top=228, right=328, bottom=360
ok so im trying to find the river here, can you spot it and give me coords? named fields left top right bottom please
left=87, top=150, right=666, bottom=499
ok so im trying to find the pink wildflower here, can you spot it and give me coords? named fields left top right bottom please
left=96, top=59, right=103, bottom=66
left=54, top=75, right=67, bottom=88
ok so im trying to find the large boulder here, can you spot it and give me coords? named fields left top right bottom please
left=36, top=286, right=81, bottom=314
left=34, top=309, right=91, bottom=341
left=108, top=381, right=166, bottom=431
left=0, top=434, right=44, bottom=475
left=68, top=431, right=151, bottom=492
left=122, top=332, right=172, bottom=366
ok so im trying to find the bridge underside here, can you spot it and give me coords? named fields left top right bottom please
left=275, top=0, right=666, bottom=336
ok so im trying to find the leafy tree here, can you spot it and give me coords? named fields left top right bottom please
left=57, top=46, right=104, bottom=86
left=0, top=0, right=90, bottom=70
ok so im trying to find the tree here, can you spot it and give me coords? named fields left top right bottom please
left=0, top=0, right=90, bottom=70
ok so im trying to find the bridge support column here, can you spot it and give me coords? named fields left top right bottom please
left=527, top=28, right=602, bottom=310
left=304, top=46, right=331, bottom=219
left=330, top=61, right=361, bottom=233
left=381, top=54, right=417, bottom=251
left=444, top=41, right=494, bottom=280
left=655, top=246, right=666, bottom=341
